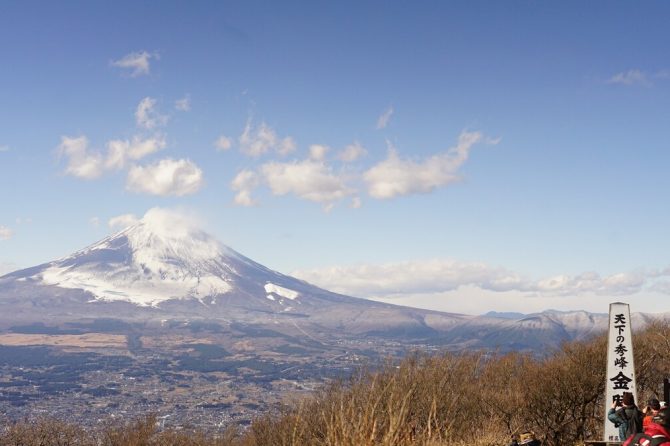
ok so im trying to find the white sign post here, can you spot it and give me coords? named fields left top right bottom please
left=604, top=302, right=637, bottom=442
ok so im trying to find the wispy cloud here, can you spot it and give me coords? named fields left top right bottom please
left=376, top=106, right=394, bottom=129
left=214, top=135, right=233, bottom=151
left=89, top=217, right=100, bottom=227
left=308, top=144, right=329, bottom=161
left=108, top=213, right=139, bottom=231
left=363, top=130, right=494, bottom=199
left=126, top=158, right=204, bottom=196
left=607, top=69, right=651, bottom=86
left=231, top=170, right=260, bottom=207
left=0, top=226, right=13, bottom=241
left=293, top=260, right=661, bottom=300
left=135, top=97, right=168, bottom=129
left=239, top=119, right=296, bottom=157
left=111, top=51, right=157, bottom=77
left=0, top=145, right=9, bottom=152
left=337, top=141, right=367, bottom=162
left=175, top=95, right=191, bottom=112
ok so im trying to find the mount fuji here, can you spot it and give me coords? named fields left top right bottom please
left=0, top=209, right=468, bottom=338
left=8, top=209, right=323, bottom=308
left=1, top=209, right=667, bottom=351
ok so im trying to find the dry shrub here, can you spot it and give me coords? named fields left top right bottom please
left=99, top=415, right=241, bottom=445
left=244, top=352, right=508, bottom=446
left=241, top=322, right=663, bottom=446
left=0, top=415, right=241, bottom=446
left=0, top=417, right=93, bottom=445
left=100, top=415, right=157, bottom=445
left=519, top=337, right=607, bottom=446
left=634, top=319, right=670, bottom=404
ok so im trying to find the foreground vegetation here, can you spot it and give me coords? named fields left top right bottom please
left=2, top=320, right=669, bottom=446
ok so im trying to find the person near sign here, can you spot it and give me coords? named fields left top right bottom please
left=644, top=399, right=663, bottom=430
left=609, top=392, right=644, bottom=441
left=622, top=407, right=670, bottom=446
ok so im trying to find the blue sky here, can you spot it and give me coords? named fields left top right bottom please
left=2, top=1, right=670, bottom=315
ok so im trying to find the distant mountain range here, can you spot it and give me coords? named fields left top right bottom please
left=0, top=210, right=667, bottom=353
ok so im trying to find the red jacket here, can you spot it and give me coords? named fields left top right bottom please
left=623, top=423, right=670, bottom=446
left=645, top=413, right=660, bottom=430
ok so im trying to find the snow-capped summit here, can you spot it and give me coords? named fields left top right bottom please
left=4, top=208, right=309, bottom=307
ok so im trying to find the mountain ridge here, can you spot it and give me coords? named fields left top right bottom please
left=1, top=209, right=668, bottom=352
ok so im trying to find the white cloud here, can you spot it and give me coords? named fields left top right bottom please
left=376, top=106, right=394, bottom=129
left=363, top=130, right=490, bottom=199
left=138, top=207, right=204, bottom=238
left=338, top=141, right=367, bottom=162
left=607, top=69, right=650, bottom=86
left=533, top=271, right=646, bottom=296
left=228, top=128, right=493, bottom=209
left=135, top=97, right=168, bottom=130
left=278, top=138, right=297, bottom=156
left=57, top=98, right=171, bottom=180
left=111, top=208, right=206, bottom=243
left=108, top=213, right=139, bottom=231
left=292, top=260, right=660, bottom=301
left=0, top=226, right=13, bottom=241
left=57, top=135, right=104, bottom=180
left=126, top=158, right=204, bottom=196
left=239, top=120, right=272, bottom=157
left=239, top=119, right=296, bottom=157
left=57, top=133, right=166, bottom=179
left=175, top=95, right=191, bottom=112
left=260, top=160, right=352, bottom=207
left=231, top=170, right=260, bottom=206
left=214, top=135, right=233, bottom=151
left=105, top=135, right=166, bottom=170
left=308, top=144, right=329, bottom=161
left=0, top=145, right=9, bottom=152
left=293, top=260, right=525, bottom=298
left=111, top=51, right=156, bottom=77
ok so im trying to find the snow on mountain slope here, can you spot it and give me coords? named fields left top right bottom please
left=3, top=209, right=314, bottom=306
left=27, top=210, right=237, bottom=305
left=265, top=283, right=300, bottom=301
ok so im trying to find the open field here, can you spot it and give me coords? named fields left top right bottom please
left=0, top=333, right=127, bottom=348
